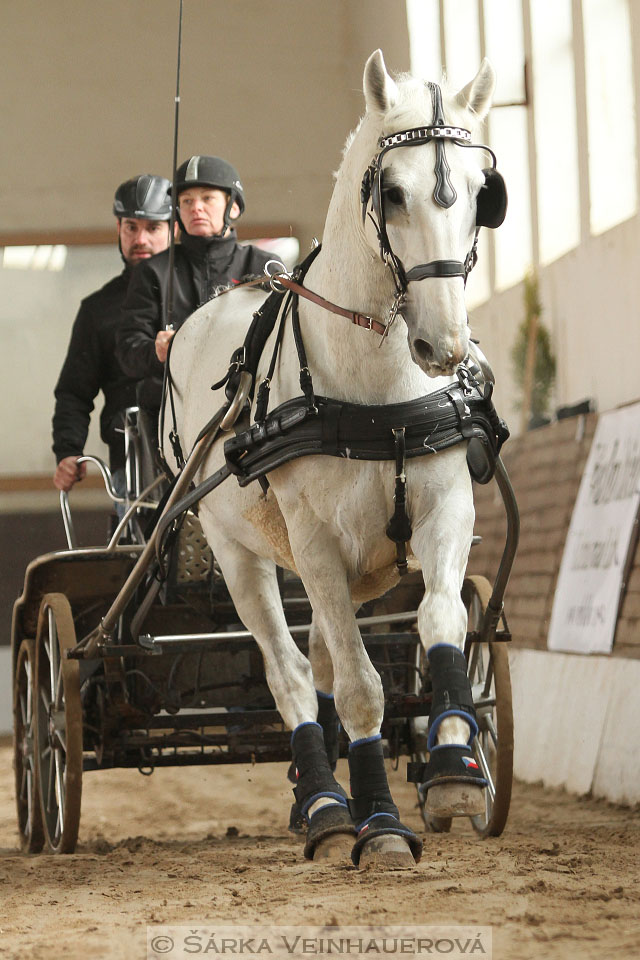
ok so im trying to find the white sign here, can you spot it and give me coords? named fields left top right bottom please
left=548, top=402, right=640, bottom=654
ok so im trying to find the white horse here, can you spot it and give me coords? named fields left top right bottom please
left=164, top=51, right=502, bottom=868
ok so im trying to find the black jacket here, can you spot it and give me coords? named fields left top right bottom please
left=52, top=268, right=136, bottom=471
left=117, top=231, right=273, bottom=411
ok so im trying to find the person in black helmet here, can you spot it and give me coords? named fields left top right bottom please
left=116, top=156, right=272, bottom=422
left=52, top=174, right=172, bottom=494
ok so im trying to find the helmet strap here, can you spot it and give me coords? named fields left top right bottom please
left=220, top=191, right=240, bottom=237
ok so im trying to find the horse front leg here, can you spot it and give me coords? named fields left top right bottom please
left=292, top=533, right=422, bottom=870
left=211, top=535, right=355, bottom=860
left=410, top=469, right=487, bottom=817
left=287, top=620, right=341, bottom=836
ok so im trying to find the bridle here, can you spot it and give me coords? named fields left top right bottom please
left=359, top=82, right=507, bottom=337
left=270, top=83, right=507, bottom=342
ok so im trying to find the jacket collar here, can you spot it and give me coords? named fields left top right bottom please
left=180, top=229, right=238, bottom=261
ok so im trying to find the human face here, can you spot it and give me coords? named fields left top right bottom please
left=118, top=217, right=170, bottom=264
left=178, top=186, right=239, bottom=237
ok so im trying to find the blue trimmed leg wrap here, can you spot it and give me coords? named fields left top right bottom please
left=427, top=643, right=478, bottom=749
left=287, top=694, right=342, bottom=833
left=348, top=737, right=422, bottom=865
left=290, top=722, right=354, bottom=859
left=407, top=743, right=488, bottom=789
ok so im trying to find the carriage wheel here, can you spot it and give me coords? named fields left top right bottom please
left=34, top=593, right=83, bottom=853
left=13, top=638, right=44, bottom=853
left=462, top=575, right=513, bottom=838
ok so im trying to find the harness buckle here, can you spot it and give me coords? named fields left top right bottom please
left=378, top=292, right=405, bottom=347
left=232, top=347, right=247, bottom=372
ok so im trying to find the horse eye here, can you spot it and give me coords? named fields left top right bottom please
left=384, top=186, right=405, bottom=207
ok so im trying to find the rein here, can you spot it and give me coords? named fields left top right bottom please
left=274, top=275, right=388, bottom=337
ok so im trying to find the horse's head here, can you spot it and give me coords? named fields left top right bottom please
left=358, top=51, right=504, bottom=378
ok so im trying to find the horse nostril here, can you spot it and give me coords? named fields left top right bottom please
left=413, top=339, right=434, bottom=364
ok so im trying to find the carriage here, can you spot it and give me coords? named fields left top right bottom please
left=13, top=50, right=519, bottom=867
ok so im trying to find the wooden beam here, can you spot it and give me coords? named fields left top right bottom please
left=0, top=474, right=104, bottom=492
left=0, top=223, right=297, bottom=247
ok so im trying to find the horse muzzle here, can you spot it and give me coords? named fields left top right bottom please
left=411, top=333, right=468, bottom=377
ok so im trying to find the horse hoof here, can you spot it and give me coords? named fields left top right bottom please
left=312, top=831, right=355, bottom=862
left=358, top=835, right=416, bottom=871
left=426, top=783, right=485, bottom=818
left=303, top=804, right=356, bottom=861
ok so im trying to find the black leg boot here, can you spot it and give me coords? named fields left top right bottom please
left=407, top=644, right=487, bottom=808
left=348, top=735, right=422, bottom=866
left=290, top=722, right=355, bottom=859
left=287, top=692, right=341, bottom=834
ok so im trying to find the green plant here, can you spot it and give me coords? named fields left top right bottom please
left=511, top=270, right=556, bottom=422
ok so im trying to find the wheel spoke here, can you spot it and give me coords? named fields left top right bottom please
left=45, top=748, right=55, bottom=812
left=26, top=769, right=34, bottom=831
left=54, top=748, right=65, bottom=824
left=45, top=640, right=54, bottom=700
left=20, top=765, right=28, bottom=801
left=485, top=712, right=498, bottom=749
left=18, top=689, right=27, bottom=727
left=481, top=657, right=494, bottom=700
left=468, top=643, right=481, bottom=679
left=473, top=738, right=495, bottom=800
left=26, top=660, right=34, bottom=718
left=48, top=608, right=59, bottom=698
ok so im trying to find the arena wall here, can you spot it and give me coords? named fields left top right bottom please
left=467, top=410, right=640, bottom=804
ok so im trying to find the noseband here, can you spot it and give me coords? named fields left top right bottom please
left=360, top=82, right=507, bottom=330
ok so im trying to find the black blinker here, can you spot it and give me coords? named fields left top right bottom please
left=360, top=166, right=373, bottom=222
left=476, top=168, right=508, bottom=229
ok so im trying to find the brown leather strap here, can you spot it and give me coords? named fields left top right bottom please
left=276, top=276, right=387, bottom=337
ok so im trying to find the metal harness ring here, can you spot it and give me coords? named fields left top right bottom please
left=264, top=259, right=290, bottom=293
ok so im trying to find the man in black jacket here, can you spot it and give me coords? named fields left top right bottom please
left=116, top=156, right=273, bottom=421
left=52, top=175, right=172, bottom=494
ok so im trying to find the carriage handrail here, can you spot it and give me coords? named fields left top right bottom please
left=59, top=455, right=164, bottom=550
left=59, top=455, right=122, bottom=550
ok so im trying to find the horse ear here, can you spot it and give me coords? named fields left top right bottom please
left=363, top=49, right=399, bottom=115
left=455, top=58, right=496, bottom=120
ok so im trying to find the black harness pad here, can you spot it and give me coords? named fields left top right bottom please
left=223, top=378, right=509, bottom=487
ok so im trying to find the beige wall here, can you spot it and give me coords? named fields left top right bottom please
left=0, top=0, right=410, bottom=250
left=472, top=213, right=640, bottom=435
left=0, top=0, right=410, bottom=476
left=2, top=0, right=640, bottom=475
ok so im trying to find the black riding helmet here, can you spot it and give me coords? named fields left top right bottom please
left=113, top=174, right=172, bottom=221
left=173, top=156, right=245, bottom=235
